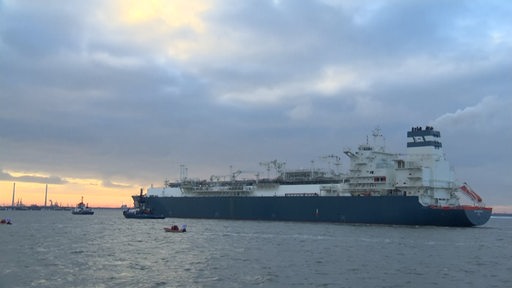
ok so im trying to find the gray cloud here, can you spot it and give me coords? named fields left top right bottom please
left=1, top=0, right=511, bottom=205
left=0, top=169, right=68, bottom=184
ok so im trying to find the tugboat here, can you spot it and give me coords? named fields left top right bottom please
left=123, top=189, right=165, bottom=219
left=71, top=196, right=94, bottom=215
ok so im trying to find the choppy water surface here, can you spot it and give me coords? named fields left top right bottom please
left=1, top=209, right=511, bottom=288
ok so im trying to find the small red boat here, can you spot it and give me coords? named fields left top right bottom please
left=164, top=224, right=186, bottom=233
left=1, top=218, right=12, bottom=225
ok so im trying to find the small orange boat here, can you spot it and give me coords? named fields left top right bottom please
left=164, top=224, right=186, bottom=233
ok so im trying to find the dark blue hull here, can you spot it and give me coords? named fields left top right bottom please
left=123, top=210, right=165, bottom=219
left=71, top=211, right=94, bottom=215
left=144, top=196, right=491, bottom=227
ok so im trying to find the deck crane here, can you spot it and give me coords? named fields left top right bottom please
left=320, top=154, right=342, bottom=176
left=259, top=160, right=286, bottom=179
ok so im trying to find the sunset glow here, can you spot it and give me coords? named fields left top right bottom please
left=0, top=180, right=135, bottom=208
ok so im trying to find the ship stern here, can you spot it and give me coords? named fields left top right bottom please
left=463, top=206, right=492, bottom=226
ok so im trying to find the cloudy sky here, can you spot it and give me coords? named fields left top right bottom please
left=1, top=0, right=511, bottom=209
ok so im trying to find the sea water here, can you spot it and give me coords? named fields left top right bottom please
left=1, top=209, right=511, bottom=288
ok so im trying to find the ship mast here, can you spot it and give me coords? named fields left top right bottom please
left=372, top=127, right=385, bottom=152
left=179, top=164, right=188, bottom=181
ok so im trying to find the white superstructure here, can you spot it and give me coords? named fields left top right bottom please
left=147, top=126, right=484, bottom=208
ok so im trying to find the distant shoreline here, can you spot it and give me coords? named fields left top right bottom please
left=0, top=206, right=126, bottom=210
left=492, top=213, right=512, bottom=217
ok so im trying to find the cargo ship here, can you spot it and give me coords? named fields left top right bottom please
left=134, top=126, right=492, bottom=227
